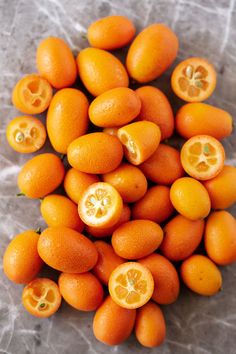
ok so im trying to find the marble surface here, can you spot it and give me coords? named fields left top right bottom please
left=0, top=0, right=236, bottom=353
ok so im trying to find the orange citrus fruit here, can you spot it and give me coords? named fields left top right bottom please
left=180, top=135, right=225, bottom=180
left=6, top=116, right=46, bottom=154
left=118, top=121, right=161, bottom=165
left=78, top=182, right=123, bottom=228
left=22, top=278, right=61, bottom=318
left=108, top=262, right=154, bottom=309
left=12, top=74, right=52, bottom=114
left=171, top=57, right=217, bottom=102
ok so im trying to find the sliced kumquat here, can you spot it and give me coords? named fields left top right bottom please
left=181, top=135, right=225, bottom=180
left=22, top=278, right=62, bottom=318
left=12, top=74, right=53, bottom=114
left=78, top=182, right=123, bottom=228
left=171, top=58, right=216, bottom=102
left=6, top=116, right=46, bottom=153
left=108, top=262, right=154, bottom=309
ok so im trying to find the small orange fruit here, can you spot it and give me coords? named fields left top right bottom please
left=87, top=204, right=131, bottom=238
left=78, top=182, right=123, bottom=228
left=59, top=272, right=104, bottom=311
left=126, top=24, right=178, bottom=83
left=202, top=165, right=236, bottom=209
left=77, top=48, right=129, bottom=96
left=160, top=214, right=204, bottom=261
left=64, top=168, right=99, bottom=204
left=6, top=116, right=46, bottom=154
left=135, top=86, right=174, bottom=140
left=139, top=254, right=180, bottom=305
left=205, top=211, right=236, bottom=266
left=103, top=127, right=119, bottom=136
left=93, top=241, right=125, bottom=285
left=67, top=132, right=123, bottom=174
left=108, top=262, right=154, bottom=309
left=102, top=163, right=147, bottom=203
left=37, top=226, right=98, bottom=273
left=12, top=74, right=52, bottom=114
left=112, top=220, right=163, bottom=259
left=89, top=87, right=141, bottom=127
left=180, top=135, right=225, bottom=180
left=17, top=153, right=65, bottom=198
left=176, top=103, right=233, bottom=140
left=135, top=302, right=166, bottom=348
left=118, top=121, right=161, bottom=165
left=171, top=57, right=217, bottom=102
left=132, top=185, right=174, bottom=224
left=170, top=177, right=211, bottom=220
left=140, top=144, right=185, bottom=185
left=88, top=15, right=136, bottom=50
left=40, top=194, right=84, bottom=232
left=180, top=254, right=222, bottom=296
left=46, top=88, right=89, bottom=154
left=3, top=230, right=43, bottom=284
left=22, top=278, right=61, bottom=318
left=36, top=37, right=77, bottom=89
left=93, top=295, right=136, bottom=345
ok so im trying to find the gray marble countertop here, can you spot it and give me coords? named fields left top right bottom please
left=0, top=0, right=236, bottom=353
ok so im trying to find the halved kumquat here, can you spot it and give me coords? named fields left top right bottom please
left=171, top=57, right=216, bottom=102
left=78, top=182, right=123, bottom=228
left=108, top=262, right=154, bottom=309
left=180, top=135, right=225, bottom=180
left=22, top=278, right=62, bottom=318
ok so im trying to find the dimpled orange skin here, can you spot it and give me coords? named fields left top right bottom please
left=102, top=163, right=147, bottom=203
left=88, top=15, right=136, bottom=50
left=132, top=185, right=174, bottom=224
left=47, top=88, right=89, bottom=154
left=135, top=86, right=174, bottom=140
left=202, top=165, right=236, bottom=209
left=89, top=87, right=141, bottom=128
left=58, top=272, right=104, bottom=311
left=205, top=211, right=236, bottom=266
left=3, top=230, right=43, bottom=284
left=176, top=103, right=233, bottom=140
left=64, top=168, right=99, bottom=204
left=160, top=215, right=204, bottom=261
left=135, top=302, right=166, bottom=348
left=180, top=255, right=222, bottom=296
left=67, top=132, right=123, bottom=174
left=37, top=227, right=98, bottom=273
left=40, top=194, right=84, bottom=232
left=93, top=296, right=136, bottom=345
left=170, top=177, right=211, bottom=220
left=112, top=220, right=164, bottom=260
left=36, top=37, right=77, bottom=89
left=126, top=24, right=178, bottom=83
left=140, top=144, right=185, bottom=185
left=17, top=153, right=65, bottom=199
left=77, top=48, right=129, bottom=97
left=92, top=241, right=125, bottom=285
left=139, top=254, right=180, bottom=305
left=86, top=204, right=131, bottom=238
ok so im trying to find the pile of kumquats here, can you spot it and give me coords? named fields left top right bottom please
left=3, top=15, right=236, bottom=348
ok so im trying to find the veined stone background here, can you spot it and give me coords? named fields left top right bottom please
left=0, top=0, right=236, bottom=353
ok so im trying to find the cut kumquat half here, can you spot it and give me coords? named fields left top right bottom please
left=171, top=58, right=217, bottom=102
left=6, top=116, right=46, bottom=153
left=22, top=278, right=62, bottom=318
left=78, top=182, right=123, bottom=228
left=180, top=135, right=225, bottom=181
left=118, top=121, right=161, bottom=165
left=108, top=262, right=154, bottom=309
left=12, top=74, right=53, bottom=114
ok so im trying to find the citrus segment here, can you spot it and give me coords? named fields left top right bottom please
left=109, top=262, right=154, bottom=309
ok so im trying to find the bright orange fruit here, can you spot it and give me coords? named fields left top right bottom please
left=108, top=262, right=154, bottom=309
